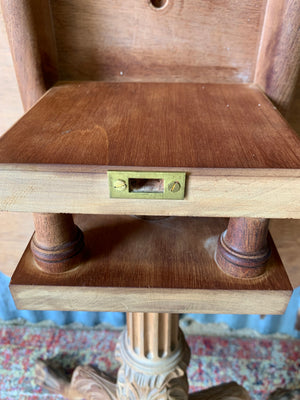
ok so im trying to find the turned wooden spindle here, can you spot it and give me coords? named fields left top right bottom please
left=215, top=218, right=271, bottom=278
left=31, top=213, right=85, bottom=274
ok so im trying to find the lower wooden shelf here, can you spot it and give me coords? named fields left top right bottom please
left=10, top=215, right=292, bottom=314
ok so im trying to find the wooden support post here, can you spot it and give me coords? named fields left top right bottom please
left=116, top=313, right=190, bottom=399
left=31, top=213, right=85, bottom=274
left=215, top=218, right=271, bottom=278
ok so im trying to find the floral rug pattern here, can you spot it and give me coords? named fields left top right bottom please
left=0, top=323, right=299, bottom=399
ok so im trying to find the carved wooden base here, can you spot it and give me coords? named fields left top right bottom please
left=35, top=360, right=117, bottom=399
left=35, top=362, right=251, bottom=400
left=35, top=359, right=251, bottom=400
left=35, top=357, right=300, bottom=400
left=34, top=313, right=251, bottom=400
left=116, top=313, right=190, bottom=399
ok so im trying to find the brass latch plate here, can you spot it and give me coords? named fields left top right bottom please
left=108, top=171, right=186, bottom=200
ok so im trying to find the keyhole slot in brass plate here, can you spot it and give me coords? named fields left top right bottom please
left=129, top=178, right=164, bottom=193
left=108, top=171, right=186, bottom=200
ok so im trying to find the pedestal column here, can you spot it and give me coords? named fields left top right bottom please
left=116, top=312, right=190, bottom=399
left=35, top=312, right=250, bottom=399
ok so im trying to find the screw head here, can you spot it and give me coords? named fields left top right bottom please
left=168, top=181, right=181, bottom=193
left=113, top=179, right=127, bottom=192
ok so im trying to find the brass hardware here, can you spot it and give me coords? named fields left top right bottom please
left=168, top=181, right=181, bottom=193
left=108, top=171, right=186, bottom=200
left=113, top=179, right=127, bottom=192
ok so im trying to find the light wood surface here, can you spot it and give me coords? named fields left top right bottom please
left=10, top=215, right=292, bottom=314
left=51, top=0, right=265, bottom=84
left=1, top=165, right=299, bottom=218
left=0, top=212, right=33, bottom=277
left=255, top=0, right=300, bottom=114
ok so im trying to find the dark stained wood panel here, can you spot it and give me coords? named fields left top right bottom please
left=0, top=82, right=299, bottom=169
left=10, top=215, right=292, bottom=314
left=255, top=0, right=300, bottom=114
left=51, top=0, right=266, bottom=83
left=1, top=0, right=58, bottom=112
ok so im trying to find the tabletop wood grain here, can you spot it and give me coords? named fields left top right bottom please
left=0, top=82, right=299, bottom=169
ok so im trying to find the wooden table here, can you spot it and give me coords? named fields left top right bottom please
left=0, top=1, right=299, bottom=398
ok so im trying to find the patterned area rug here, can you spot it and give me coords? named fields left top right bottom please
left=0, top=321, right=299, bottom=399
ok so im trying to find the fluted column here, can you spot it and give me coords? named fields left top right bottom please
left=116, top=312, right=190, bottom=399
left=127, top=313, right=179, bottom=360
